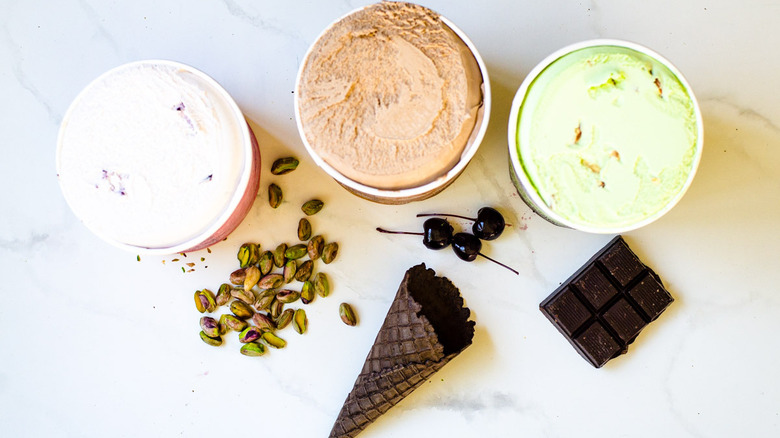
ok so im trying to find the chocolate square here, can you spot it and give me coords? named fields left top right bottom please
left=539, top=236, right=674, bottom=368
left=574, top=322, right=621, bottom=368
left=600, top=238, right=645, bottom=286
left=628, top=274, right=674, bottom=320
left=574, top=265, right=619, bottom=309
left=540, top=287, right=590, bottom=336
left=602, top=298, right=645, bottom=343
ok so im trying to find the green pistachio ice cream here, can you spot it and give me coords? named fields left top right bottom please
left=515, top=44, right=699, bottom=230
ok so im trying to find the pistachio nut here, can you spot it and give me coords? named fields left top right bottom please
left=194, top=289, right=217, bottom=313
left=307, top=235, right=324, bottom=260
left=295, top=260, right=313, bottom=282
left=275, top=308, right=294, bottom=330
left=321, top=242, right=339, bottom=264
left=339, top=302, right=357, bottom=326
left=262, top=331, right=287, bottom=349
left=238, top=243, right=260, bottom=268
left=194, top=290, right=208, bottom=313
left=223, top=314, right=248, bottom=332
left=270, top=299, right=284, bottom=319
left=298, top=218, right=312, bottom=241
left=268, top=183, right=283, bottom=209
left=273, top=243, right=287, bottom=268
left=230, top=300, right=255, bottom=320
left=313, top=273, right=330, bottom=298
left=270, top=157, right=299, bottom=175
left=229, top=268, right=247, bottom=285
left=283, top=260, right=297, bottom=284
left=258, top=250, right=274, bottom=276
left=276, top=289, right=300, bottom=304
left=238, top=326, right=262, bottom=343
left=240, top=342, right=266, bottom=357
left=200, top=316, right=220, bottom=338
left=255, top=292, right=275, bottom=312
left=243, top=265, right=261, bottom=291
left=217, top=314, right=229, bottom=335
left=200, top=331, right=223, bottom=347
left=284, top=244, right=307, bottom=260
left=301, top=199, right=324, bottom=216
left=300, top=281, right=316, bottom=304
left=252, top=312, right=276, bottom=332
left=258, top=273, right=284, bottom=290
left=231, top=286, right=256, bottom=305
left=293, top=309, right=308, bottom=334
left=216, top=283, right=232, bottom=306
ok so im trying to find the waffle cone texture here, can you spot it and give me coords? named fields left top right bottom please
left=329, top=263, right=475, bottom=438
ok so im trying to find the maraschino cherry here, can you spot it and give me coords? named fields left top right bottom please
left=417, top=207, right=506, bottom=240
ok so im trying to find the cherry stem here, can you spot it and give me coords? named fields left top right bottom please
left=376, top=227, right=423, bottom=236
left=478, top=252, right=519, bottom=275
left=416, top=213, right=512, bottom=227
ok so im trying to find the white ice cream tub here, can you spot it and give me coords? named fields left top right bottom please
left=56, top=60, right=261, bottom=255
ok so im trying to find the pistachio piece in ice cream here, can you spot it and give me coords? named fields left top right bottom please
left=296, top=2, right=483, bottom=190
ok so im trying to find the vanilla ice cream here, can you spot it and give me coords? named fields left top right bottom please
left=509, top=41, right=702, bottom=232
left=57, top=61, right=257, bottom=251
left=296, top=1, right=485, bottom=194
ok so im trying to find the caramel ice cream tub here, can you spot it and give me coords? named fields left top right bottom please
left=295, top=2, right=490, bottom=204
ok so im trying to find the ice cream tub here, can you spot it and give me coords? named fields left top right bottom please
left=294, top=1, right=490, bottom=204
left=56, top=60, right=261, bottom=255
left=507, top=40, right=703, bottom=233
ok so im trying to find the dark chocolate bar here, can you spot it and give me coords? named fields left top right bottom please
left=540, top=236, right=673, bottom=368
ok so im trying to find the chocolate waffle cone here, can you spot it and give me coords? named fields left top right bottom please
left=329, top=264, right=475, bottom=438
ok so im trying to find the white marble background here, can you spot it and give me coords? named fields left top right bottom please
left=2, top=0, right=779, bottom=437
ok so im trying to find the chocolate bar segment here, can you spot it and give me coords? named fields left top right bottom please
left=540, top=236, right=673, bottom=368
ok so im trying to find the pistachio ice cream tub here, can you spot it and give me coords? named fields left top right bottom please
left=508, top=40, right=703, bottom=233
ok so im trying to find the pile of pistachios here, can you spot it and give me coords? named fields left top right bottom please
left=194, top=157, right=356, bottom=357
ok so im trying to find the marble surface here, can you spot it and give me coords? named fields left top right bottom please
left=2, top=1, right=779, bottom=436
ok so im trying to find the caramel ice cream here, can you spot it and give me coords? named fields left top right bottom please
left=296, top=2, right=484, bottom=191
